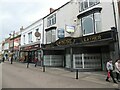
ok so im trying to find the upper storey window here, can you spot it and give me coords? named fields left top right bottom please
left=80, top=0, right=100, bottom=11
left=47, top=14, right=56, bottom=27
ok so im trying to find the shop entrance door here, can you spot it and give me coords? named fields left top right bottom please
left=73, top=53, right=102, bottom=69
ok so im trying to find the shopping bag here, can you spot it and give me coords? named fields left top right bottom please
left=107, top=71, right=110, bottom=78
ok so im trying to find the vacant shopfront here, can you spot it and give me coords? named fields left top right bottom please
left=42, top=30, right=116, bottom=71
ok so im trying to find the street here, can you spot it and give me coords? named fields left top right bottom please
left=1, top=61, right=119, bottom=88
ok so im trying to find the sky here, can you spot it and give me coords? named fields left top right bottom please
left=0, top=0, right=70, bottom=42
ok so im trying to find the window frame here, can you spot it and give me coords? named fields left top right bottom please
left=28, top=32, right=32, bottom=43
left=79, top=0, right=100, bottom=12
left=47, top=14, right=56, bottom=27
left=81, top=12, right=101, bottom=36
left=46, top=29, right=56, bottom=44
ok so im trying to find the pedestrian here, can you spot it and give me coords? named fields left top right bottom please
left=5, top=54, right=8, bottom=61
left=34, top=57, right=38, bottom=67
left=115, top=59, right=120, bottom=82
left=27, top=56, right=31, bottom=68
left=11, top=54, right=13, bottom=64
left=106, top=59, right=117, bottom=83
left=2, top=56, right=5, bottom=62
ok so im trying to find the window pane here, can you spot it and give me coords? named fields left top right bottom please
left=96, top=0, right=100, bottom=3
left=94, top=13, right=101, bottom=33
left=47, top=14, right=56, bottom=27
left=89, top=0, right=96, bottom=6
left=52, top=30, right=56, bottom=42
left=46, top=31, right=52, bottom=44
left=84, top=0, right=88, bottom=9
left=82, top=14, right=94, bottom=35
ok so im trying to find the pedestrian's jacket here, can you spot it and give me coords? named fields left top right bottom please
left=115, top=62, right=120, bottom=73
left=106, top=62, right=113, bottom=71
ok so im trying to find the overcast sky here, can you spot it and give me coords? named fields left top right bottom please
left=0, top=0, right=70, bottom=42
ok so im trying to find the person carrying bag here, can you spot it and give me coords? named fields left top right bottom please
left=106, top=59, right=117, bottom=83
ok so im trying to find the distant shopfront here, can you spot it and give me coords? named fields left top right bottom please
left=20, top=43, right=42, bottom=65
left=42, top=30, right=116, bottom=71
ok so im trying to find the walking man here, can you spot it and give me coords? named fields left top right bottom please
left=11, top=54, right=13, bottom=64
left=27, top=56, right=31, bottom=68
left=115, top=59, right=120, bottom=82
left=106, top=59, right=117, bottom=83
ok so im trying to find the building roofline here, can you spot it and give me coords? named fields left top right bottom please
left=24, top=18, right=43, bottom=30
left=22, top=0, right=70, bottom=31
left=43, top=1, right=70, bottom=19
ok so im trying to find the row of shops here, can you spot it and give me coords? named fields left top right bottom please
left=19, top=29, right=117, bottom=71
left=2, top=0, right=119, bottom=72
left=42, top=29, right=117, bottom=71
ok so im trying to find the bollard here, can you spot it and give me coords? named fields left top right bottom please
left=43, top=65, right=45, bottom=72
left=76, top=69, right=79, bottom=79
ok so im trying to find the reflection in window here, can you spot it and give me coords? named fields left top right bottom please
left=81, top=12, right=101, bottom=35
left=94, top=13, right=101, bottom=33
left=46, top=29, right=56, bottom=44
left=79, top=0, right=100, bottom=11
left=82, top=14, right=94, bottom=35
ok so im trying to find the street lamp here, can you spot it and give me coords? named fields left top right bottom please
left=9, top=31, right=15, bottom=64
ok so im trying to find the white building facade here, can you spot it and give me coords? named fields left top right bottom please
left=42, top=1, right=79, bottom=67
left=42, top=0, right=120, bottom=71
left=20, top=19, right=43, bottom=64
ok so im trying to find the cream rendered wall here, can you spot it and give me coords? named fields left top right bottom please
left=43, top=2, right=79, bottom=44
left=100, top=0, right=115, bottom=32
left=57, top=2, right=79, bottom=39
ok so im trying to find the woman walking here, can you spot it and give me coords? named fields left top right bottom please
left=106, top=59, right=117, bottom=83
left=115, top=59, right=120, bottom=82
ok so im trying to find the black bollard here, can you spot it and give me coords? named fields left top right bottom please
left=76, top=69, right=79, bottom=79
left=43, top=65, right=45, bottom=72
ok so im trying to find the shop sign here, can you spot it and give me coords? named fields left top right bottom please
left=65, top=25, right=75, bottom=33
left=74, top=30, right=115, bottom=44
left=55, top=38, right=73, bottom=46
left=81, top=35, right=102, bottom=42
left=58, top=28, right=64, bottom=38
left=35, top=32, right=41, bottom=38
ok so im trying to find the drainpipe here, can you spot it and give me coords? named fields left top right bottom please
left=112, top=0, right=120, bottom=58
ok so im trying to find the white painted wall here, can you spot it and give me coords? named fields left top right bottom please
left=43, top=1, right=79, bottom=44
left=57, top=2, right=79, bottom=38
left=21, top=19, right=43, bottom=46
left=100, top=0, right=116, bottom=32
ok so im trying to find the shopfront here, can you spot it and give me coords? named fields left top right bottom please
left=42, top=30, right=117, bottom=71
left=20, top=44, right=42, bottom=65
